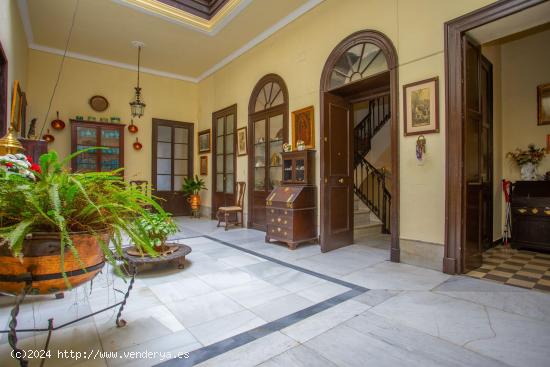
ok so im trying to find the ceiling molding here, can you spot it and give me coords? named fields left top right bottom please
left=18, top=0, right=324, bottom=83
left=29, top=43, right=199, bottom=83
left=197, top=0, right=324, bottom=80
left=112, top=0, right=253, bottom=36
left=16, top=0, right=34, bottom=44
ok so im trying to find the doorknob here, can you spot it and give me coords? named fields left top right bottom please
left=338, top=178, right=344, bottom=184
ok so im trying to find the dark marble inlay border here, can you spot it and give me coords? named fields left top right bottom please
left=156, top=233, right=369, bottom=366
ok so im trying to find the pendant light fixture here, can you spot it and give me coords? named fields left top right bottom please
left=130, top=41, right=146, bottom=118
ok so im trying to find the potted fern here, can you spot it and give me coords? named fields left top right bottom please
left=0, top=150, right=166, bottom=295
left=182, top=174, right=207, bottom=215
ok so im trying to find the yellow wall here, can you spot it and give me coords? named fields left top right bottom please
left=501, top=28, right=550, bottom=181
left=26, top=49, right=198, bottom=181
left=0, top=0, right=29, bottom=125
left=196, top=0, right=495, bottom=247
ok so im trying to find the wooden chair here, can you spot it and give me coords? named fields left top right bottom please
left=217, top=182, right=246, bottom=231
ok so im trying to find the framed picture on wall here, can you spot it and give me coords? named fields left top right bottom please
left=292, top=106, right=314, bottom=149
left=403, top=77, right=439, bottom=136
left=538, top=83, right=550, bottom=125
left=547, top=135, right=550, bottom=153
left=237, top=127, right=248, bottom=156
left=198, top=129, right=211, bottom=153
left=200, top=155, right=208, bottom=175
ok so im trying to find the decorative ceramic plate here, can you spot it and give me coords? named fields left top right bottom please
left=89, top=95, right=109, bottom=112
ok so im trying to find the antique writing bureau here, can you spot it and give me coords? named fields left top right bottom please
left=265, top=150, right=317, bottom=249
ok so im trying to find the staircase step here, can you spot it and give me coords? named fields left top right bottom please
left=354, top=210, right=372, bottom=227
left=354, top=222, right=383, bottom=238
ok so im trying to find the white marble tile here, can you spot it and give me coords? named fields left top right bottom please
left=148, top=276, right=215, bottom=303
left=257, top=345, right=339, bottom=367
left=250, top=293, right=314, bottom=322
left=281, top=300, right=370, bottom=343
left=353, top=289, right=401, bottom=307
left=219, top=253, right=266, bottom=267
left=165, top=292, right=244, bottom=328
left=96, top=305, right=184, bottom=352
left=370, top=291, right=496, bottom=346
left=466, top=308, right=550, bottom=367
left=343, top=261, right=450, bottom=290
left=106, top=329, right=201, bottom=367
left=434, top=276, right=527, bottom=292
left=196, top=331, right=298, bottom=367
left=295, top=282, right=350, bottom=303
left=435, top=290, right=550, bottom=323
left=197, top=268, right=256, bottom=290
left=292, top=248, right=387, bottom=276
left=188, top=309, right=265, bottom=346
left=264, top=270, right=325, bottom=293
left=222, top=279, right=290, bottom=309
left=241, top=261, right=291, bottom=279
left=346, top=311, right=506, bottom=367
left=185, top=258, right=235, bottom=276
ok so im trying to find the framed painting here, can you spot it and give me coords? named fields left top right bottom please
left=200, top=155, right=208, bottom=175
left=10, top=80, right=23, bottom=132
left=237, top=126, right=248, bottom=156
left=538, top=83, right=550, bottom=126
left=198, top=129, right=211, bottom=153
left=547, top=135, right=550, bottom=153
left=291, top=106, right=314, bottom=149
left=403, top=77, right=439, bottom=136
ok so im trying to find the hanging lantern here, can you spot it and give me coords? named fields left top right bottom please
left=130, top=41, right=146, bottom=118
left=0, top=127, right=24, bottom=155
left=128, top=119, right=138, bottom=133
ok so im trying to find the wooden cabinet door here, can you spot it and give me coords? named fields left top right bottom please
left=321, top=92, right=353, bottom=252
left=152, top=119, right=194, bottom=216
left=212, top=106, right=236, bottom=217
left=463, top=37, right=492, bottom=271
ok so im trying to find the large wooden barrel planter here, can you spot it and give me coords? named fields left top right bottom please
left=0, top=232, right=107, bottom=295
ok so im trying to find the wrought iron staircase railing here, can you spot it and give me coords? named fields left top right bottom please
left=353, top=94, right=391, bottom=234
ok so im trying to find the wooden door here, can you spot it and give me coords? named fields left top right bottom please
left=321, top=92, right=353, bottom=252
left=212, top=105, right=236, bottom=218
left=463, top=37, right=493, bottom=271
left=152, top=119, right=194, bottom=216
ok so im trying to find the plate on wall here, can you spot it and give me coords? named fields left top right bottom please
left=89, top=95, right=109, bottom=112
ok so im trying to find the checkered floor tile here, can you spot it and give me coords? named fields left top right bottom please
left=467, top=246, right=550, bottom=292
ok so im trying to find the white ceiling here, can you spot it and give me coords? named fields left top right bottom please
left=18, top=0, right=324, bottom=82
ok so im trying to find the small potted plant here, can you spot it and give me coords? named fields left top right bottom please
left=182, top=174, right=207, bottom=216
left=135, top=213, right=178, bottom=253
left=507, top=144, right=546, bottom=180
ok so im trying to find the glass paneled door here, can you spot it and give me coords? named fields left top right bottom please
left=212, top=105, right=237, bottom=218
left=248, top=74, right=289, bottom=231
left=152, top=119, right=194, bottom=216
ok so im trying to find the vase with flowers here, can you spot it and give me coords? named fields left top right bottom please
left=507, top=144, right=546, bottom=180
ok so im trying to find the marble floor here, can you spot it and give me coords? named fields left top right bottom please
left=0, top=218, right=549, bottom=367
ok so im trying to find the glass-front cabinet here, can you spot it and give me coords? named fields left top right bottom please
left=71, top=120, right=124, bottom=173
left=281, top=150, right=316, bottom=185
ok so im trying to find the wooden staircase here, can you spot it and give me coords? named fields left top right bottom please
left=353, top=94, right=391, bottom=234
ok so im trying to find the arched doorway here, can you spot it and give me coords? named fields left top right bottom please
left=319, top=30, right=399, bottom=262
left=247, top=74, right=289, bottom=230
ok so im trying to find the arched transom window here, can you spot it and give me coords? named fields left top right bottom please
left=329, top=42, right=388, bottom=90
left=253, top=81, right=285, bottom=112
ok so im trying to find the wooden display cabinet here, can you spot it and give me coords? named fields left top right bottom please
left=70, top=120, right=124, bottom=173
left=282, top=149, right=315, bottom=185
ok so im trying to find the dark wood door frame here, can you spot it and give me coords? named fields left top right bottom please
left=320, top=30, right=400, bottom=261
left=212, top=104, right=237, bottom=218
left=444, top=0, right=545, bottom=274
left=0, top=40, right=7, bottom=137
left=247, top=73, right=289, bottom=230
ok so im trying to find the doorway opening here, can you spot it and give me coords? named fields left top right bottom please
left=445, top=0, right=550, bottom=290
left=319, top=30, right=399, bottom=261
